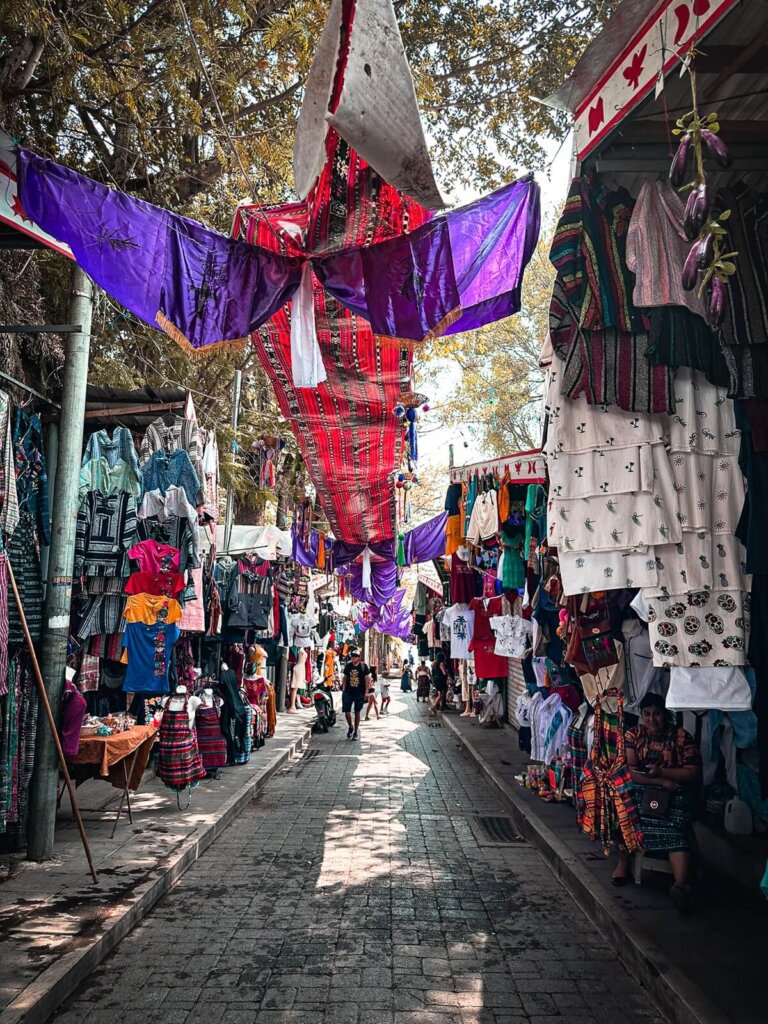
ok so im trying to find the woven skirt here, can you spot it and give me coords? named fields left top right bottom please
left=157, top=708, right=207, bottom=790
left=635, top=786, right=696, bottom=853
left=234, top=705, right=253, bottom=764
left=194, top=706, right=227, bottom=771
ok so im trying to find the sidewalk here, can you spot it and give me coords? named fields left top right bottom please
left=0, top=711, right=313, bottom=1024
left=439, top=709, right=766, bottom=1024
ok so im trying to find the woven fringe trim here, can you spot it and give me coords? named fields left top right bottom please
left=423, top=306, right=463, bottom=341
left=156, top=311, right=248, bottom=357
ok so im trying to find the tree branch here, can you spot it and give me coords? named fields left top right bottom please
left=201, top=77, right=303, bottom=130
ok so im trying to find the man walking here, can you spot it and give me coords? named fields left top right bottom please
left=342, top=648, right=370, bottom=740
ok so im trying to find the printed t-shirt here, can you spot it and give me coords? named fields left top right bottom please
left=442, top=604, right=475, bottom=660
left=125, top=571, right=185, bottom=599
left=128, top=539, right=180, bottom=574
left=124, top=593, right=182, bottom=625
left=122, top=620, right=181, bottom=694
left=343, top=662, right=370, bottom=696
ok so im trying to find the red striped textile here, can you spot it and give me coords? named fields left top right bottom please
left=235, top=132, right=429, bottom=544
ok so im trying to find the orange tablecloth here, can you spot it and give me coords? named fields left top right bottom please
left=70, top=723, right=158, bottom=790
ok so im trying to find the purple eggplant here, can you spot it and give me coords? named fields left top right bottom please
left=684, top=182, right=710, bottom=240
left=696, top=232, right=715, bottom=271
left=700, top=129, right=732, bottom=168
left=669, top=134, right=693, bottom=187
left=682, top=242, right=700, bottom=291
left=709, top=275, right=727, bottom=325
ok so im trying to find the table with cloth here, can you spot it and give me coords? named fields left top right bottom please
left=68, top=723, right=158, bottom=835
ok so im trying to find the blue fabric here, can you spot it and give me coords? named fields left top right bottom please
left=13, top=406, right=50, bottom=545
left=122, top=621, right=180, bottom=694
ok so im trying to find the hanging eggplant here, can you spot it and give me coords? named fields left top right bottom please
left=682, top=242, right=700, bottom=291
left=709, top=275, right=727, bottom=324
left=684, top=182, right=710, bottom=241
left=700, top=129, right=732, bottom=168
left=669, top=134, right=693, bottom=187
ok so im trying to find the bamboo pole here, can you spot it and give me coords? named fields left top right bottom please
left=6, top=560, right=98, bottom=884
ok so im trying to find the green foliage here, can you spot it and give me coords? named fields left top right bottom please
left=423, top=234, right=554, bottom=457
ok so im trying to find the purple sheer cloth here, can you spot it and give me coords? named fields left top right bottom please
left=331, top=538, right=396, bottom=565
left=403, top=511, right=448, bottom=565
left=316, top=176, right=541, bottom=340
left=17, top=150, right=303, bottom=351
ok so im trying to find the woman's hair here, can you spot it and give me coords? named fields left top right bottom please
left=639, top=692, right=667, bottom=712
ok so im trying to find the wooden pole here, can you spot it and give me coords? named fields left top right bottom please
left=6, top=560, right=98, bottom=884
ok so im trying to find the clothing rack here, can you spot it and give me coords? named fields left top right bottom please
left=450, top=448, right=546, bottom=485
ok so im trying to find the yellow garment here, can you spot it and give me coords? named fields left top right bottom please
left=497, top=472, right=510, bottom=523
left=323, top=649, right=336, bottom=684
left=445, top=513, right=462, bottom=556
left=317, top=532, right=326, bottom=569
left=124, top=594, right=183, bottom=625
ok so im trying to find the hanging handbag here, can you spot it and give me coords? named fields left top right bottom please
left=640, top=784, right=671, bottom=819
left=565, top=594, right=618, bottom=674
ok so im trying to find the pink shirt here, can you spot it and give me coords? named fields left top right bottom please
left=128, top=539, right=180, bottom=574
left=626, top=180, right=709, bottom=320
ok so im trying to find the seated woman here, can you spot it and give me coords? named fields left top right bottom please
left=613, top=692, right=702, bottom=910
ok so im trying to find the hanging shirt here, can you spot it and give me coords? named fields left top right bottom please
left=141, top=449, right=200, bottom=506
left=82, top=427, right=141, bottom=474
left=450, top=552, right=476, bottom=604
left=128, top=539, right=180, bottom=574
left=489, top=614, right=533, bottom=659
left=441, top=604, right=475, bottom=660
left=125, top=570, right=185, bottom=599
left=138, top=484, right=198, bottom=524
left=12, top=405, right=50, bottom=544
left=466, top=490, right=499, bottom=545
left=79, top=457, right=142, bottom=500
left=139, top=415, right=204, bottom=499
left=124, top=593, right=183, bottom=625
left=75, top=491, right=137, bottom=577
left=0, top=390, right=19, bottom=545
left=122, top=620, right=181, bottom=694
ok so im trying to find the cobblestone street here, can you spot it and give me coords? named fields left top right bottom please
left=51, top=695, right=664, bottom=1024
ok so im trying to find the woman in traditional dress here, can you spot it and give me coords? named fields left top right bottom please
left=613, top=693, right=701, bottom=910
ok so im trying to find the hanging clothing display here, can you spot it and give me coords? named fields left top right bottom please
left=156, top=695, right=207, bottom=791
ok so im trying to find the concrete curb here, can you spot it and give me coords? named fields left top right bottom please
left=1, top=724, right=312, bottom=1024
left=442, top=714, right=734, bottom=1024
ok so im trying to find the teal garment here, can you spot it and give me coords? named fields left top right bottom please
left=12, top=406, right=50, bottom=545
left=79, top=457, right=142, bottom=500
left=501, top=534, right=526, bottom=590
left=466, top=476, right=478, bottom=521
left=525, top=484, right=547, bottom=559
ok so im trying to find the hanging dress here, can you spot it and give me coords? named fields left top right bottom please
left=157, top=695, right=206, bottom=790
left=194, top=700, right=227, bottom=773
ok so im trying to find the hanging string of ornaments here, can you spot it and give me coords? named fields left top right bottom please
left=671, top=52, right=738, bottom=324
left=393, top=391, right=428, bottom=533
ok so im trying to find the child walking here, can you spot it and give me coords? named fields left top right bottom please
left=364, top=665, right=380, bottom=721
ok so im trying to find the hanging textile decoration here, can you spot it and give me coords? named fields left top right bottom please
left=14, top=0, right=541, bottom=547
left=396, top=534, right=406, bottom=568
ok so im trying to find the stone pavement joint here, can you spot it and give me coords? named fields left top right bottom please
left=47, top=694, right=663, bottom=1024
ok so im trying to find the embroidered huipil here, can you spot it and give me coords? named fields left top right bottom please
left=12, top=406, right=50, bottom=544
left=141, top=449, right=200, bottom=506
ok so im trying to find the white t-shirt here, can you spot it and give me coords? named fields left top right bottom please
left=442, top=604, right=475, bottom=660
left=489, top=615, right=533, bottom=658
left=466, top=490, right=499, bottom=544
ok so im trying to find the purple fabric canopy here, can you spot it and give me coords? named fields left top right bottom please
left=17, top=150, right=302, bottom=352
left=341, top=559, right=399, bottom=606
left=403, top=511, right=448, bottom=564
left=357, top=590, right=412, bottom=640
left=18, top=149, right=541, bottom=350
left=315, top=176, right=541, bottom=340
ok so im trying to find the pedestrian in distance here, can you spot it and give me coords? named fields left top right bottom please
left=430, top=652, right=451, bottom=716
left=341, top=648, right=371, bottom=740
left=416, top=659, right=431, bottom=702
left=400, top=664, right=413, bottom=692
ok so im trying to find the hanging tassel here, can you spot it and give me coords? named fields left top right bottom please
left=396, top=533, right=406, bottom=567
left=406, top=408, right=418, bottom=464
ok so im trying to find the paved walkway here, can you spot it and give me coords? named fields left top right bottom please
left=50, top=695, right=664, bottom=1024
left=0, top=711, right=313, bottom=1023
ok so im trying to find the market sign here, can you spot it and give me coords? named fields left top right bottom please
left=572, top=0, right=741, bottom=161
left=0, top=131, right=71, bottom=255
